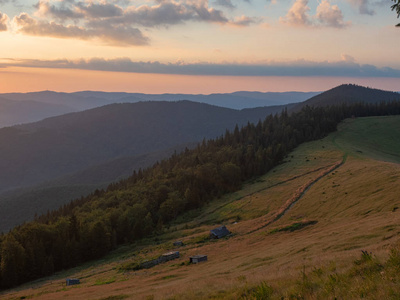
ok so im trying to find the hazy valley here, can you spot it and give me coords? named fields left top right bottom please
left=0, top=91, right=320, bottom=128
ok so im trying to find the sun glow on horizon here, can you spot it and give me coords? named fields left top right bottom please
left=1, top=67, right=399, bottom=94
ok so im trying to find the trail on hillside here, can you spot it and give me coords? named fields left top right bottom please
left=199, top=163, right=339, bottom=220
left=247, top=157, right=346, bottom=234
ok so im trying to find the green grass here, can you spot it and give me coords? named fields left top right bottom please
left=93, top=277, right=116, bottom=286
left=160, top=275, right=179, bottom=280
left=334, top=116, right=400, bottom=163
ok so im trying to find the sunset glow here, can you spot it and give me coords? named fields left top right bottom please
left=0, top=0, right=399, bottom=93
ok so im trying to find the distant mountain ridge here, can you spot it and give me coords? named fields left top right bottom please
left=0, top=96, right=75, bottom=127
left=0, top=90, right=319, bottom=127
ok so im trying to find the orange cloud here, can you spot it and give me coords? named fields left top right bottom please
left=0, top=12, right=8, bottom=31
left=280, top=0, right=350, bottom=28
left=13, top=13, right=149, bottom=46
left=280, top=0, right=311, bottom=27
left=316, top=0, right=350, bottom=28
left=230, top=15, right=261, bottom=27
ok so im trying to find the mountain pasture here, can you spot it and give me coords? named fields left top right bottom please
left=2, top=115, right=400, bottom=300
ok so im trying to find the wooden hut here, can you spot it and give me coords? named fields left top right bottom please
left=161, top=251, right=180, bottom=262
left=210, top=225, right=230, bottom=239
left=66, top=278, right=80, bottom=286
left=189, top=255, right=208, bottom=264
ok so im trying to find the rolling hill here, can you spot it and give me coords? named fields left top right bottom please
left=0, top=101, right=289, bottom=232
left=1, top=114, right=399, bottom=299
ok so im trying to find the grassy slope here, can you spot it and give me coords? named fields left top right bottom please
left=2, top=116, right=400, bottom=300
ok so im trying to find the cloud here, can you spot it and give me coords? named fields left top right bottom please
left=231, top=15, right=260, bottom=26
left=190, top=0, right=230, bottom=23
left=34, top=0, right=232, bottom=27
left=213, top=0, right=236, bottom=9
left=0, top=12, right=8, bottom=31
left=35, top=1, right=84, bottom=20
left=280, top=0, right=311, bottom=26
left=119, top=1, right=224, bottom=27
left=13, top=13, right=149, bottom=46
left=11, top=0, right=258, bottom=44
left=341, top=54, right=356, bottom=63
left=14, top=13, right=88, bottom=38
left=35, top=0, right=260, bottom=28
left=280, top=0, right=349, bottom=28
left=76, top=2, right=124, bottom=18
left=316, top=0, right=350, bottom=28
left=347, top=0, right=375, bottom=15
left=3, top=57, right=400, bottom=78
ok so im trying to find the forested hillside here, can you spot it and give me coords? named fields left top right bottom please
left=1, top=100, right=400, bottom=289
left=0, top=101, right=291, bottom=232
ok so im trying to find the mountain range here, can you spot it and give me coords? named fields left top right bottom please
left=0, top=84, right=399, bottom=233
left=0, top=91, right=319, bottom=128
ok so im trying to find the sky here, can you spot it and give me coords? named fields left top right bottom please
left=0, top=0, right=398, bottom=93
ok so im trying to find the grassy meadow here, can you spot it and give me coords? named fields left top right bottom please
left=2, top=115, right=400, bottom=300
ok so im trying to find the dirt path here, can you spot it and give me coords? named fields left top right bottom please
left=247, top=156, right=346, bottom=234
left=200, top=163, right=339, bottom=219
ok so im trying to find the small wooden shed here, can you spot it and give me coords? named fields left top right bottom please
left=161, top=251, right=180, bottom=262
left=210, top=225, right=230, bottom=239
left=190, top=255, right=208, bottom=264
left=66, top=278, right=80, bottom=286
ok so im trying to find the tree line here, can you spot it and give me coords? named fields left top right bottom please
left=1, top=101, right=400, bottom=289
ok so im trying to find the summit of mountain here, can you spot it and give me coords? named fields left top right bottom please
left=292, top=84, right=400, bottom=111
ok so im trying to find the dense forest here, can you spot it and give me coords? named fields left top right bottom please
left=1, top=101, right=400, bottom=289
